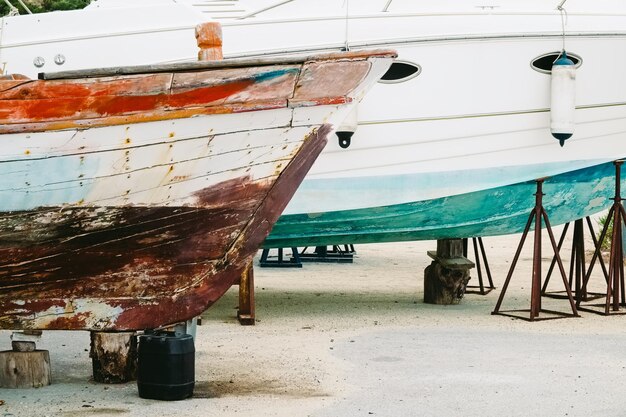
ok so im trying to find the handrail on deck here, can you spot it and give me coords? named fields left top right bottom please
left=2, top=0, right=32, bottom=15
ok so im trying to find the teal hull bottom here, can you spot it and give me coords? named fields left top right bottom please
left=263, top=161, right=622, bottom=248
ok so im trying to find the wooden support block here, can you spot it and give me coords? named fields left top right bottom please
left=11, top=341, right=36, bottom=352
left=424, top=239, right=474, bottom=305
left=424, top=261, right=471, bottom=305
left=0, top=350, right=51, bottom=388
left=238, top=262, right=256, bottom=326
left=427, top=251, right=475, bottom=269
left=90, top=332, right=137, bottom=383
left=437, top=239, right=464, bottom=259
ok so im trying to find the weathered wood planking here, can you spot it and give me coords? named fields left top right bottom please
left=0, top=125, right=331, bottom=330
left=0, top=122, right=312, bottom=212
left=291, top=61, right=370, bottom=104
left=0, top=66, right=298, bottom=130
left=0, top=108, right=295, bottom=160
left=0, top=58, right=373, bottom=134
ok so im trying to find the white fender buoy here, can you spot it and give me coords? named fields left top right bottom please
left=336, top=106, right=358, bottom=149
left=550, top=51, right=576, bottom=147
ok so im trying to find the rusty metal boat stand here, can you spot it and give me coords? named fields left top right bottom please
left=463, top=237, right=495, bottom=295
left=258, top=245, right=356, bottom=267
left=492, top=178, right=579, bottom=321
left=540, top=217, right=608, bottom=302
left=259, top=247, right=302, bottom=268
left=299, top=245, right=356, bottom=263
left=577, top=160, right=626, bottom=315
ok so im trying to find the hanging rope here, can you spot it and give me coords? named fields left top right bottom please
left=557, top=0, right=568, bottom=53
left=343, top=0, right=350, bottom=51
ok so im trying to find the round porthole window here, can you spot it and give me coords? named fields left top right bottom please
left=379, top=61, right=421, bottom=84
left=531, top=51, right=582, bottom=74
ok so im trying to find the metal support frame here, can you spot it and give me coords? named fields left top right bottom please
left=541, top=217, right=607, bottom=302
left=578, top=160, right=626, bottom=315
left=462, top=237, right=495, bottom=295
left=298, top=245, right=356, bottom=263
left=492, top=179, right=579, bottom=321
left=259, top=247, right=302, bottom=268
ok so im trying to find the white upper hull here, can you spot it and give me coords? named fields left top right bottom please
left=3, top=0, right=626, bottom=215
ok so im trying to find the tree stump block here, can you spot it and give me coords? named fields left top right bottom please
left=424, top=238, right=474, bottom=305
left=90, top=332, right=137, bottom=383
left=0, top=349, right=51, bottom=388
left=424, top=261, right=471, bottom=304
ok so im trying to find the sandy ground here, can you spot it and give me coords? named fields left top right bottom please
left=1, top=224, right=625, bottom=417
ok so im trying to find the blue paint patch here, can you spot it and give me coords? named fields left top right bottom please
left=253, top=68, right=298, bottom=83
left=0, top=153, right=97, bottom=211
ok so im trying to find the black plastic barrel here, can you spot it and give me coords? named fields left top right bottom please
left=137, top=331, right=195, bottom=400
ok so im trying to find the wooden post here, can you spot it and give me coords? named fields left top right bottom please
left=237, top=262, right=256, bottom=325
left=90, top=332, right=137, bottom=383
left=195, top=22, right=223, bottom=61
left=424, top=238, right=474, bottom=304
left=0, top=332, right=51, bottom=388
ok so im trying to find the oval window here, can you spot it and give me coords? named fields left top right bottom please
left=531, top=51, right=582, bottom=74
left=379, top=61, right=421, bottom=84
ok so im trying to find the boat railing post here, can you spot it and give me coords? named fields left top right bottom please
left=195, top=22, right=223, bottom=61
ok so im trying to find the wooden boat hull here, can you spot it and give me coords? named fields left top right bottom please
left=0, top=50, right=396, bottom=330
left=0, top=126, right=328, bottom=330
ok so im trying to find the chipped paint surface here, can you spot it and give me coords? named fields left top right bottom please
left=0, top=49, right=397, bottom=330
left=0, top=54, right=377, bottom=134
left=0, top=124, right=331, bottom=331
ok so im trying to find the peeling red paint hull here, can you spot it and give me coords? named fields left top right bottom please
left=0, top=125, right=330, bottom=331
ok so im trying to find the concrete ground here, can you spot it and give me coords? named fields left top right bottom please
left=0, top=227, right=624, bottom=417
